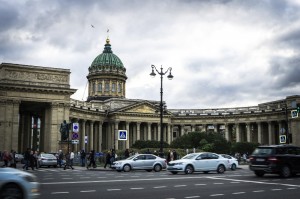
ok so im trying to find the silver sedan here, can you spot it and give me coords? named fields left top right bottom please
left=37, top=153, right=57, bottom=168
left=111, top=154, right=167, bottom=172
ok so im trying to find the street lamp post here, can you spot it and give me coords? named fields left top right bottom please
left=150, top=65, right=173, bottom=158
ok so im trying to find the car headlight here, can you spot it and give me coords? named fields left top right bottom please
left=114, top=162, right=122, bottom=165
left=173, top=162, right=184, bottom=165
left=17, top=173, right=37, bottom=182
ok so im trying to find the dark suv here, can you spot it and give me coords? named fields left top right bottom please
left=249, top=145, right=300, bottom=178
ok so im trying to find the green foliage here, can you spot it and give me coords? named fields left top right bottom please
left=231, top=142, right=260, bottom=154
left=131, top=140, right=169, bottom=149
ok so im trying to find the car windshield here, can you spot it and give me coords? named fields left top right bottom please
left=252, top=148, right=274, bottom=155
left=42, top=154, right=56, bottom=158
left=182, top=154, right=198, bottom=159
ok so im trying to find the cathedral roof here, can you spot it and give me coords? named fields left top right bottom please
left=89, top=38, right=125, bottom=72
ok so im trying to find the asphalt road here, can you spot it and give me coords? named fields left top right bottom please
left=8, top=163, right=300, bottom=199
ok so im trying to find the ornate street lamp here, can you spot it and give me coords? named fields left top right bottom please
left=150, top=65, right=173, bottom=157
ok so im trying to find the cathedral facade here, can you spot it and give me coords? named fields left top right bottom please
left=1, top=38, right=300, bottom=153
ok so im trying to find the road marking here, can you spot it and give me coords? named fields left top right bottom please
left=210, top=194, right=224, bottom=196
left=271, top=189, right=282, bottom=191
left=174, top=185, right=187, bottom=187
left=107, top=189, right=121, bottom=191
left=185, top=196, right=200, bottom=198
left=62, top=178, right=73, bottom=179
left=230, top=182, right=240, bottom=184
left=51, top=192, right=69, bottom=194
left=253, top=190, right=265, bottom=192
left=154, top=186, right=167, bottom=189
left=213, top=183, right=224, bottom=185
left=80, top=190, right=96, bottom=192
left=287, top=188, right=297, bottom=190
left=130, top=188, right=144, bottom=190
left=232, top=192, right=245, bottom=195
left=195, top=184, right=206, bottom=186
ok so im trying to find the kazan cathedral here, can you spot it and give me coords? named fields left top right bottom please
left=1, top=38, right=300, bottom=153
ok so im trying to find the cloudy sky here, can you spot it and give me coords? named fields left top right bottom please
left=1, top=0, right=300, bottom=109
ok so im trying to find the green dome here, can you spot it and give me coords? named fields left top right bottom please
left=89, top=38, right=124, bottom=71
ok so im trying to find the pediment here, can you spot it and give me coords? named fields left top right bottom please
left=124, top=104, right=157, bottom=114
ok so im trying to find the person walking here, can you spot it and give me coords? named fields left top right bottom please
left=64, top=152, right=74, bottom=170
left=2, top=151, right=9, bottom=167
left=58, top=150, right=64, bottom=168
left=87, top=150, right=96, bottom=169
left=80, top=149, right=86, bottom=167
left=70, top=151, right=75, bottom=168
left=22, top=148, right=31, bottom=170
left=104, top=151, right=111, bottom=169
left=33, top=151, right=39, bottom=169
left=29, top=150, right=35, bottom=170
left=9, top=150, right=16, bottom=168
left=124, top=149, right=129, bottom=159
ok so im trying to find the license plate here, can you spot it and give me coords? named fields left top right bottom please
left=256, top=158, right=265, bottom=162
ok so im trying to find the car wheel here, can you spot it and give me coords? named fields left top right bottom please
left=154, top=164, right=162, bottom=172
left=231, top=163, right=237, bottom=170
left=254, top=171, right=265, bottom=177
left=0, top=183, right=23, bottom=199
left=123, top=164, right=131, bottom=172
left=185, top=165, right=194, bottom=174
left=280, top=165, right=291, bottom=178
left=217, top=165, right=225, bottom=174
left=171, top=171, right=178, bottom=174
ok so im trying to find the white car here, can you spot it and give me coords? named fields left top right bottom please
left=0, top=167, right=40, bottom=199
left=111, top=154, right=167, bottom=172
left=220, top=154, right=239, bottom=170
left=167, top=152, right=229, bottom=174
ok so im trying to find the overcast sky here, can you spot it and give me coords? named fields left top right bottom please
left=1, top=0, right=300, bottom=109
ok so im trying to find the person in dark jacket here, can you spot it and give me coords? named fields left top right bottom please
left=29, top=150, right=35, bottom=170
left=80, top=149, right=86, bottom=167
left=87, top=150, right=96, bottom=169
left=104, top=151, right=111, bottom=169
left=23, top=148, right=31, bottom=170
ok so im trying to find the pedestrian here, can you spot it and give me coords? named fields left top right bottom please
left=9, top=150, right=16, bottom=168
left=110, top=149, right=116, bottom=164
left=29, top=150, right=35, bottom=170
left=64, top=152, right=74, bottom=170
left=2, top=151, right=9, bottom=167
left=173, top=150, right=178, bottom=161
left=104, top=151, right=111, bottom=169
left=70, top=151, right=75, bottom=167
left=124, top=149, right=129, bottom=159
left=23, top=148, right=31, bottom=170
left=167, top=150, right=173, bottom=163
left=33, top=151, right=39, bottom=169
left=87, top=150, right=96, bottom=169
left=58, top=150, right=64, bottom=168
left=80, top=149, right=86, bottom=167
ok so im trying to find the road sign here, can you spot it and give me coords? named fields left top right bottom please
left=118, top=130, right=127, bottom=140
left=72, top=132, right=79, bottom=140
left=291, top=110, right=298, bottom=118
left=279, top=135, right=286, bottom=144
left=73, top=123, right=79, bottom=133
left=85, top=136, right=88, bottom=144
left=72, top=140, right=79, bottom=144
left=279, top=128, right=286, bottom=134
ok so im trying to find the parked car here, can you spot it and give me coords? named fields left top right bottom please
left=167, top=152, right=228, bottom=174
left=0, top=167, right=40, bottom=199
left=37, top=153, right=58, bottom=168
left=249, top=144, right=300, bottom=178
left=220, top=154, right=239, bottom=170
left=111, top=154, right=166, bottom=172
left=15, top=154, right=24, bottom=163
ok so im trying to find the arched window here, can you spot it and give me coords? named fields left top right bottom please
left=98, top=83, right=102, bottom=92
left=112, top=83, right=116, bottom=92
left=105, top=82, right=110, bottom=92
left=118, top=83, right=122, bottom=93
left=92, top=82, right=96, bottom=92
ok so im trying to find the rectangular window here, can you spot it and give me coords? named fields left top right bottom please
left=112, top=83, right=116, bottom=92
left=118, top=83, right=122, bottom=93
left=105, top=83, right=110, bottom=92
left=98, top=83, right=102, bottom=92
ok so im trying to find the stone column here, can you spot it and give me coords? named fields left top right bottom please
left=89, top=121, right=94, bottom=151
left=136, top=122, right=141, bottom=141
left=79, top=120, right=85, bottom=151
left=157, top=124, right=161, bottom=143
left=126, top=122, right=130, bottom=149
left=98, top=121, right=103, bottom=152
left=236, top=123, right=241, bottom=142
left=191, top=125, right=195, bottom=132
left=167, top=124, right=172, bottom=144
left=225, top=124, right=230, bottom=141
left=180, top=125, right=184, bottom=136
left=214, top=124, right=218, bottom=133
left=153, top=125, right=157, bottom=141
left=147, top=123, right=151, bottom=140
left=114, top=121, right=119, bottom=150
left=246, top=123, right=251, bottom=142
left=268, top=122, right=275, bottom=145
left=257, top=122, right=262, bottom=144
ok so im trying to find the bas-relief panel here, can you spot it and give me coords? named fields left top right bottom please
left=5, top=70, right=68, bottom=83
left=126, top=105, right=156, bottom=114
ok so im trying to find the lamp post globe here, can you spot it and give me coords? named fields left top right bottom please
left=150, top=65, right=173, bottom=158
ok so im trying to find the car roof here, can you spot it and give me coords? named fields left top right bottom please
left=258, top=144, right=299, bottom=148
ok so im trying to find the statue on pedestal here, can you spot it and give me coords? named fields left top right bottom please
left=60, top=120, right=69, bottom=141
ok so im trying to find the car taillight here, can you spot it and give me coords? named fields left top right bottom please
left=267, top=157, right=278, bottom=162
left=249, top=157, right=254, bottom=161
